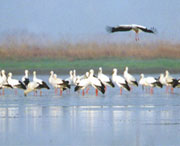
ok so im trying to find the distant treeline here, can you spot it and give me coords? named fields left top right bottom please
left=0, top=33, right=180, bottom=60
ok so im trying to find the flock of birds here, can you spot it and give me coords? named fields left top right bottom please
left=0, top=67, right=179, bottom=96
left=0, top=24, right=161, bottom=96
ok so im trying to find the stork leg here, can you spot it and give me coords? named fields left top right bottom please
left=171, top=87, right=174, bottom=94
left=120, top=88, right=122, bottom=95
left=95, top=89, right=98, bottom=96
left=60, top=89, right=63, bottom=96
left=40, top=90, right=42, bottom=96
left=135, top=33, right=139, bottom=41
left=150, top=87, right=154, bottom=94
left=55, top=88, right=58, bottom=94
left=82, top=90, right=85, bottom=96
left=34, top=91, right=37, bottom=96
left=86, top=87, right=90, bottom=94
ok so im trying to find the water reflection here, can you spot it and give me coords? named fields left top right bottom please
left=0, top=105, right=180, bottom=145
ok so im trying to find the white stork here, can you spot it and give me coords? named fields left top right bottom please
left=24, top=81, right=41, bottom=96
left=123, top=67, right=138, bottom=88
left=33, top=71, right=50, bottom=95
left=106, top=24, right=157, bottom=41
left=21, top=70, right=30, bottom=86
left=98, top=67, right=115, bottom=90
left=52, top=74, right=71, bottom=96
left=139, top=74, right=162, bottom=94
left=112, top=68, right=130, bottom=94
left=74, top=72, right=91, bottom=96
left=7, top=72, right=26, bottom=94
left=164, top=70, right=178, bottom=93
left=88, top=69, right=105, bottom=96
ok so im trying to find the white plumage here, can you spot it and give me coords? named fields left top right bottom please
left=24, top=81, right=41, bottom=96
left=65, top=70, right=73, bottom=85
left=88, top=69, right=105, bottom=94
left=49, top=73, right=70, bottom=92
left=98, top=67, right=114, bottom=88
left=74, top=72, right=91, bottom=94
left=33, top=71, right=50, bottom=90
left=123, top=67, right=138, bottom=87
left=7, top=72, right=26, bottom=90
left=139, top=73, right=162, bottom=93
left=21, top=70, right=30, bottom=86
left=112, top=68, right=130, bottom=92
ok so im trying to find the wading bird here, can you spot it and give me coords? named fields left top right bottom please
left=89, top=69, right=105, bottom=96
left=22, top=70, right=30, bottom=86
left=33, top=71, right=50, bottom=95
left=98, top=67, right=114, bottom=90
left=24, top=81, right=41, bottom=96
left=139, top=74, right=162, bottom=94
left=112, top=68, right=130, bottom=94
left=123, top=67, right=138, bottom=89
left=7, top=72, right=26, bottom=94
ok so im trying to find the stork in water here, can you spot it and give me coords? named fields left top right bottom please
left=106, top=24, right=157, bottom=41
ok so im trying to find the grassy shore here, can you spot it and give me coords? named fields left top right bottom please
left=1, top=58, right=180, bottom=74
left=1, top=34, right=180, bottom=74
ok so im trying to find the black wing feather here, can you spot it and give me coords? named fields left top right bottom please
left=137, top=27, right=157, bottom=33
left=106, top=26, right=132, bottom=33
left=23, top=78, right=30, bottom=86
left=42, top=81, right=50, bottom=89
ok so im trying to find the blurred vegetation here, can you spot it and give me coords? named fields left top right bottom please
left=0, top=32, right=180, bottom=73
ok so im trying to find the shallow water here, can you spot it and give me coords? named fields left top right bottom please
left=0, top=75, right=180, bottom=146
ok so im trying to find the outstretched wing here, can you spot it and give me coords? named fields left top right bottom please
left=137, top=26, right=157, bottom=33
left=106, top=25, right=132, bottom=33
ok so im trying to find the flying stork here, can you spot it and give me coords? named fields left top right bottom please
left=106, top=24, right=157, bottom=41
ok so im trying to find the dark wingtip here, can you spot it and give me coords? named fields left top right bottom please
left=42, top=81, right=50, bottom=89
left=151, top=27, right=158, bottom=34
left=123, top=82, right=130, bottom=91
left=133, top=81, right=138, bottom=87
left=96, top=85, right=105, bottom=94
left=19, top=81, right=26, bottom=90
left=106, top=26, right=113, bottom=33
left=172, top=79, right=179, bottom=88
left=107, top=80, right=115, bottom=88
left=74, top=86, right=80, bottom=92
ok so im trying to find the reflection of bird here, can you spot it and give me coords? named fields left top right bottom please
left=106, top=24, right=157, bottom=41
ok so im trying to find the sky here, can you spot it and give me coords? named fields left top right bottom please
left=0, top=0, right=180, bottom=42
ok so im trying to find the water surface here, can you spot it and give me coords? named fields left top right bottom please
left=0, top=75, right=180, bottom=146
